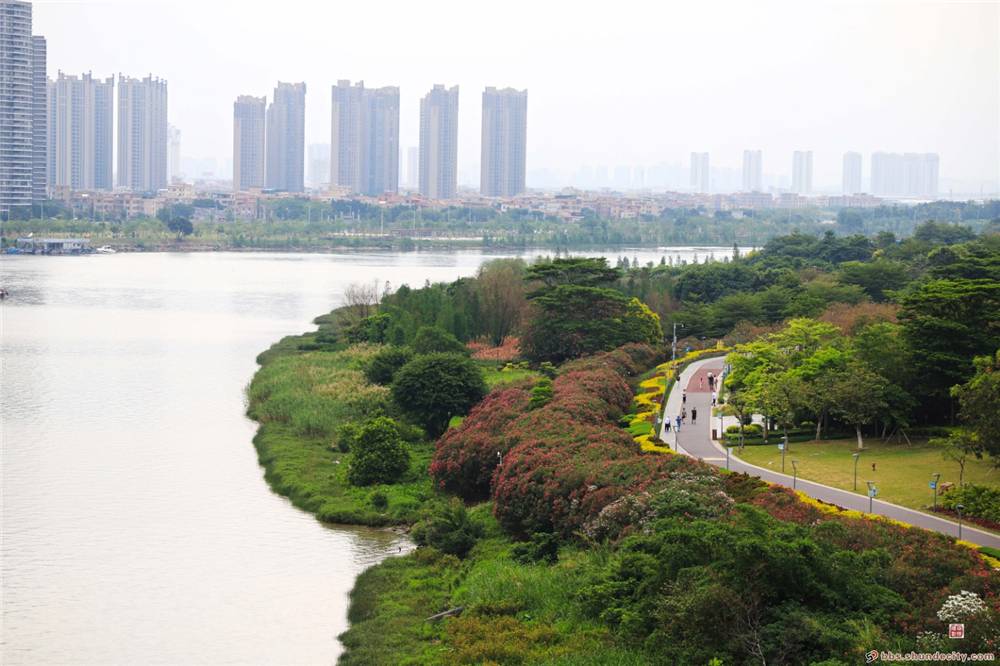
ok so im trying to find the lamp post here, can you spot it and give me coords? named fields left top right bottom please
left=791, top=459, right=799, bottom=489
left=866, top=481, right=877, bottom=514
left=931, top=472, right=941, bottom=509
left=725, top=444, right=730, bottom=471
left=780, top=435, right=787, bottom=474
left=852, top=452, right=861, bottom=491
left=956, top=503, right=965, bottom=540
left=671, top=322, right=684, bottom=362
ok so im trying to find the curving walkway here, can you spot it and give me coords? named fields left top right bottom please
left=659, top=356, right=1000, bottom=550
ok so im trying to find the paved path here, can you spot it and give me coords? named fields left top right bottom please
left=659, top=356, right=1000, bottom=549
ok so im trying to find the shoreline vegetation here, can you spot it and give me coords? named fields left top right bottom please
left=245, top=238, right=1000, bottom=664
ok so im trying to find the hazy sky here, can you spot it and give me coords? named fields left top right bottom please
left=36, top=0, right=999, bottom=190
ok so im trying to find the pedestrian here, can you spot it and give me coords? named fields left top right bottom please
left=682, top=391, right=687, bottom=405
left=699, top=377, right=704, bottom=390
left=681, top=407, right=687, bottom=421
left=675, top=415, right=681, bottom=432
left=872, top=462, right=877, bottom=473
left=691, top=408, right=698, bottom=423
left=711, top=391, right=717, bottom=406
left=708, top=372, right=715, bottom=390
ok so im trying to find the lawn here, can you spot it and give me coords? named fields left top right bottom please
left=736, top=437, right=1000, bottom=516
left=477, top=362, right=541, bottom=389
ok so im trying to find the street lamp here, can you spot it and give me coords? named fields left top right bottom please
left=791, top=459, right=799, bottom=489
left=866, top=481, right=877, bottom=514
left=671, top=322, right=684, bottom=362
left=780, top=435, right=788, bottom=474
left=852, top=452, right=861, bottom=491
left=956, top=503, right=965, bottom=540
left=725, top=444, right=730, bottom=471
left=931, top=472, right=941, bottom=509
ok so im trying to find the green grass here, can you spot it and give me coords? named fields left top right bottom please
left=247, top=341, right=434, bottom=526
left=478, top=361, right=541, bottom=389
left=736, top=437, right=1000, bottom=515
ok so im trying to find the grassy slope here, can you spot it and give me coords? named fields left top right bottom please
left=737, top=437, right=1000, bottom=516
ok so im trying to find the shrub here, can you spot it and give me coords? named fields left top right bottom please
left=335, top=421, right=361, bottom=452
left=347, top=417, right=410, bottom=486
left=370, top=490, right=388, bottom=511
left=363, top=346, right=413, bottom=385
left=412, top=499, right=483, bottom=558
left=940, top=484, right=1000, bottom=523
left=392, top=353, right=487, bottom=438
left=411, top=326, right=468, bottom=356
left=528, top=378, right=553, bottom=410
left=511, top=532, right=560, bottom=564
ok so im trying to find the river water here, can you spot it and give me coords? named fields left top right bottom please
left=1, top=248, right=729, bottom=665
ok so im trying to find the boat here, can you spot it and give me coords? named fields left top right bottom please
left=96, top=246, right=117, bottom=254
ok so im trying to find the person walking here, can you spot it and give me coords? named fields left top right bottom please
left=708, top=372, right=715, bottom=390
left=699, top=377, right=704, bottom=390
left=681, top=407, right=687, bottom=421
left=691, top=408, right=698, bottom=423
left=682, top=391, right=687, bottom=405
left=675, top=415, right=681, bottom=432
left=711, top=391, right=717, bottom=406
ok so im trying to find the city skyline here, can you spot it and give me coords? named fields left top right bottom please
left=30, top=0, right=998, bottom=194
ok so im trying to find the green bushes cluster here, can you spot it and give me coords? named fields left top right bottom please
left=940, top=484, right=1000, bottom=524
left=347, top=417, right=411, bottom=486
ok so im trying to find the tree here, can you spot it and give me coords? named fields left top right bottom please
left=363, top=346, right=413, bottom=385
left=412, top=499, right=483, bottom=558
left=837, top=260, right=908, bottom=302
left=411, top=326, right=468, bottom=355
left=524, top=257, right=620, bottom=291
left=951, top=350, right=1000, bottom=460
left=933, top=431, right=981, bottom=487
left=476, top=258, right=526, bottom=345
left=391, top=353, right=487, bottom=437
left=165, top=217, right=194, bottom=237
left=347, top=417, right=410, bottom=486
left=829, top=364, right=890, bottom=449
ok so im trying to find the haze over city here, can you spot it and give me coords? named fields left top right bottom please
left=34, top=0, right=999, bottom=193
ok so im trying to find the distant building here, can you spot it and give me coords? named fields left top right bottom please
left=871, top=152, right=938, bottom=198
left=741, top=149, right=762, bottom=191
left=118, top=74, right=168, bottom=192
left=791, top=150, right=813, bottom=194
left=419, top=84, right=459, bottom=199
left=480, top=87, right=527, bottom=197
left=1, top=0, right=36, bottom=215
left=842, top=151, right=862, bottom=194
left=330, top=80, right=399, bottom=196
left=265, top=82, right=306, bottom=192
left=168, top=124, right=181, bottom=183
left=50, top=72, right=115, bottom=190
left=233, top=95, right=266, bottom=190
left=307, top=143, right=330, bottom=189
left=690, top=152, right=710, bottom=193
left=31, top=35, right=46, bottom=202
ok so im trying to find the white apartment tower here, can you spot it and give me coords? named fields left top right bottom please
left=167, top=124, right=181, bottom=183
left=842, top=151, right=862, bottom=194
left=50, top=72, right=115, bottom=190
left=330, top=80, right=399, bottom=196
left=741, top=150, right=762, bottom=192
left=690, top=152, right=710, bottom=193
left=117, top=74, right=168, bottom=192
left=1, top=0, right=36, bottom=215
left=871, top=152, right=939, bottom=198
left=419, top=84, right=459, bottom=199
left=31, top=34, right=46, bottom=201
left=233, top=95, right=266, bottom=190
left=265, top=82, right=306, bottom=192
left=480, top=87, right=527, bottom=197
left=791, top=150, right=813, bottom=194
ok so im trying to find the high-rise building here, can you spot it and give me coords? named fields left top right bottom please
left=419, top=84, right=459, bottom=199
left=406, top=146, right=418, bottom=189
left=50, top=72, right=115, bottom=190
left=480, top=87, right=527, bottom=197
left=117, top=74, right=168, bottom=192
left=791, top=150, right=813, bottom=194
left=690, top=152, right=710, bottom=193
left=329, top=80, right=399, bottom=196
left=842, top=151, right=862, bottom=194
left=741, top=150, right=762, bottom=192
left=307, top=143, right=330, bottom=189
left=265, top=82, right=306, bottom=192
left=167, top=124, right=181, bottom=183
left=233, top=95, right=265, bottom=190
left=871, top=152, right=938, bottom=198
left=31, top=34, right=46, bottom=202
left=1, top=0, right=35, bottom=216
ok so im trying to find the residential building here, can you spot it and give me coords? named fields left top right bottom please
left=50, top=72, right=115, bottom=190
left=480, top=87, right=527, bottom=197
left=871, top=152, right=938, bottom=198
left=233, top=95, right=265, bottom=190
left=419, top=84, right=459, bottom=199
left=117, top=74, right=168, bottom=192
left=31, top=34, right=46, bottom=201
left=741, top=149, right=762, bottom=191
left=168, top=124, right=181, bottom=183
left=791, top=150, right=813, bottom=194
left=329, top=80, right=399, bottom=196
left=842, top=151, right=862, bottom=194
left=1, top=0, right=34, bottom=215
left=265, top=82, right=306, bottom=192
left=690, top=152, right=709, bottom=193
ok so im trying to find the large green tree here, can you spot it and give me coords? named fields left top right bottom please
left=951, top=350, right=1000, bottom=460
left=391, top=353, right=487, bottom=438
left=347, top=417, right=410, bottom=486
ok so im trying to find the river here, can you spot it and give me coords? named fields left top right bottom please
left=1, top=247, right=731, bottom=665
